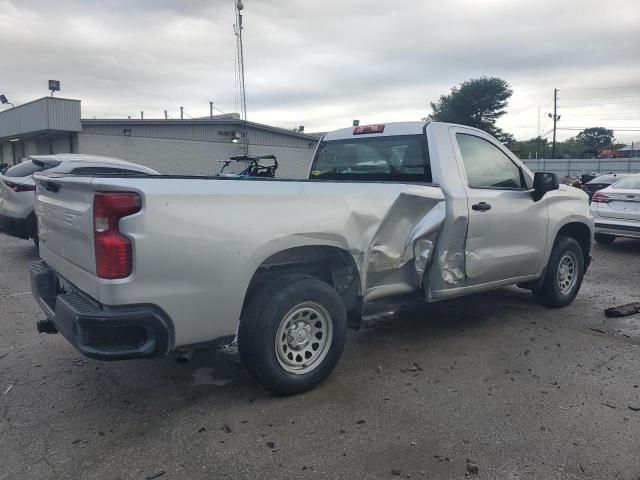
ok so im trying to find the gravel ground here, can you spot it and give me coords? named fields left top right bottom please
left=0, top=235, right=639, bottom=480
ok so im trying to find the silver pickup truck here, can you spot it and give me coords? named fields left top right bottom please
left=31, top=121, right=593, bottom=394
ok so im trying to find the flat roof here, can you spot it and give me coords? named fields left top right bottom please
left=0, top=97, right=81, bottom=141
left=81, top=117, right=318, bottom=142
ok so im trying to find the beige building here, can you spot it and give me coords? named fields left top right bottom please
left=0, top=97, right=319, bottom=178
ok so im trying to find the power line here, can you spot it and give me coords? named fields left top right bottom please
left=558, top=100, right=640, bottom=108
left=558, top=95, right=640, bottom=100
left=559, top=86, right=640, bottom=91
left=558, top=127, right=640, bottom=131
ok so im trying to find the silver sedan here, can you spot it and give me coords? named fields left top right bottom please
left=591, top=174, right=640, bottom=244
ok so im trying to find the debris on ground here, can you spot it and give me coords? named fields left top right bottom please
left=391, top=468, right=402, bottom=476
left=145, top=472, right=165, bottom=480
left=198, top=427, right=206, bottom=433
left=601, top=402, right=616, bottom=409
left=628, top=405, right=640, bottom=412
left=266, top=441, right=275, bottom=449
left=589, top=327, right=608, bottom=334
left=604, top=302, right=640, bottom=318
left=434, top=455, right=451, bottom=462
left=221, top=424, right=232, bottom=433
left=3, top=385, right=13, bottom=395
left=466, top=459, right=479, bottom=476
left=356, top=419, right=366, bottom=424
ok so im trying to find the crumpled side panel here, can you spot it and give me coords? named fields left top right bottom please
left=362, top=192, right=446, bottom=300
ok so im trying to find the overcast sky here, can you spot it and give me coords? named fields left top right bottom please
left=1, top=0, right=639, bottom=141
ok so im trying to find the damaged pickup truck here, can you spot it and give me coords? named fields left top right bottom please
left=31, top=122, right=593, bottom=394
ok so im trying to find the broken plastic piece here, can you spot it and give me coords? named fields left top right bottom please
left=604, top=302, right=640, bottom=318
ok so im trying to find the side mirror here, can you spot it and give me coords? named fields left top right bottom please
left=533, top=172, right=559, bottom=201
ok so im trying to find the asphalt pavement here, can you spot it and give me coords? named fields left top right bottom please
left=1, top=235, right=639, bottom=480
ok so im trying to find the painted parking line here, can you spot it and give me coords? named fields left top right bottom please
left=9, top=292, right=31, bottom=297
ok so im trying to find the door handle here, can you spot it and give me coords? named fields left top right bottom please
left=472, top=202, right=492, bottom=212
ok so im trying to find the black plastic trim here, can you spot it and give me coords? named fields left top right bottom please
left=0, top=213, right=30, bottom=240
left=30, top=260, right=174, bottom=361
left=595, top=222, right=640, bottom=233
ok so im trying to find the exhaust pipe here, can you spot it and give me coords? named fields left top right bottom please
left=37, top=319, right=58, bottom=334
left=175, top=349, right=194, bottom=364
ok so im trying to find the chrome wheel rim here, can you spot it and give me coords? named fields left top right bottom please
left=275, top=301, right=333, bottom=375
left=556, top=252, right=578, bottom=295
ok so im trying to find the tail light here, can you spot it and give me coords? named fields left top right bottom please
left=592, top=192, right=610, bottom=203
left=94, top=192, right=141, bottom=279
left=3, top=179, right=36, bottom=192
left=353, top=124, right=385, bottom=135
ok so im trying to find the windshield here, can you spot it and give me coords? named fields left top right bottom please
left=310, top=135, right=431, bottom=182
left=611, top=176, right=640, bottom=190
left=4, top=160, right=53, bottom=178
left=587, top=175, right=625, bottom=185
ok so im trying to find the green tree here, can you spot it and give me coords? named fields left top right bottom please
left=428, top=76, right=513, bottom=140
left=510, top=136, right=550, bottom=159
left=575, top=127, right=615, bottom=149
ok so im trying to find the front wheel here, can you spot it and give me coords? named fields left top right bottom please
left=535, top=236, right=585, bottom=308
left=238, top=274, right=347, bottom=395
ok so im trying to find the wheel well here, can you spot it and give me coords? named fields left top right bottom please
left=243, top=246, right=362, bottom=318
left=557, top=222, right=591, bottom=269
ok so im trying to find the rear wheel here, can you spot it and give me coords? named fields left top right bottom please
left=535, top=236, right=584, bottom=308
left=238, top=274, right=347, bottom=395
left=594, top=233, right=615, bottom=245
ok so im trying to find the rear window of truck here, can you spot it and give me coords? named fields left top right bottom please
left=310, top=135, right=431, bottom=182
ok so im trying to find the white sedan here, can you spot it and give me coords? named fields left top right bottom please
left=591, top=174, right=640, bottom=244
left=0, top=154, right=158, bottom=248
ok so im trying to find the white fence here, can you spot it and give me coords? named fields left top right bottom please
left=522, top=158, right=640, bottom=177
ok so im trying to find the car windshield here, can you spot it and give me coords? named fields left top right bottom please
left=587, top=175, right=625, bottom=185
left=310, top=135, right=431, bottom=182
left=611, top=176, right=640, bottom=190
left=4, top=160, right=51, bottom=178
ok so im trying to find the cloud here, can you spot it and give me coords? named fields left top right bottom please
left=1, top=0, right=639, bottom=140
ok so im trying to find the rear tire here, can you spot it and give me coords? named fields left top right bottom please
left=535, top=236, right=584, bottom=308
left=238, top=274, right=347, bottom=395
left=594, top=233, right=615, bottom=245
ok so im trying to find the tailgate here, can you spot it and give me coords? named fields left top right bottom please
left=33, top=174, right=96, bottom=274
left=597, top=190, right=640, bottom=221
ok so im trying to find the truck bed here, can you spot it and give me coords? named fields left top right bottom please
left=33, top=173, right=445, bottom=347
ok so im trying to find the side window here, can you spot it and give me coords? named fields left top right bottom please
left=456, top=133, right=524, bottom=189
left=68, top=167, right=142, bottom=175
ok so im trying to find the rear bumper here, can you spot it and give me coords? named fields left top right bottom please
left=594, top=221, right=640, bottom=239
left=30, top=260, right=174, bottom=360
left=0, top=212, right=31, bottom=240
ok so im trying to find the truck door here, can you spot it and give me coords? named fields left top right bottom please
left=451, top=128, right=549, bottom=286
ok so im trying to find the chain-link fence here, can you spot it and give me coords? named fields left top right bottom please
left=522, top=158, right=640, bottom=177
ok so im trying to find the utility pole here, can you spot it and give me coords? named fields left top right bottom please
left=180, top=106, right=184, bottom=119
left=164, top=110, right=168, bottom=119
left=234, top=0, right=249, bottom=156
left=550, top=88, right=561, bottom=159
left=209, top=102, right=213, bottom=118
